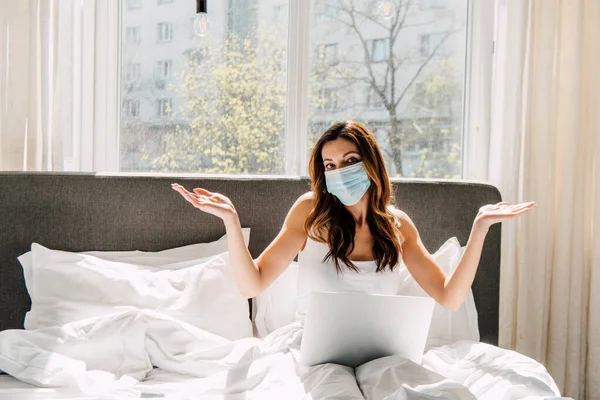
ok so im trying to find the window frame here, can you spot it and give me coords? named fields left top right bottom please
left=127, top=0, right=141, bottom=10
left=125, top=26, right=141, bottom=44
left=124, top=99, right=141, bottom=117
left=157, top=22, right=174, bottom=43
left=156, top=98, right=173, bottom=117
left=461, top=0, right=495, bottom=180
left=102, top=0, right=494, bottom=178
left=368, top=38, right=390, bottom=63
left=125, top=62, right=140, bottom=81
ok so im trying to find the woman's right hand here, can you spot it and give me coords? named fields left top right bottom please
left=171, top=183, right=238, bottom=223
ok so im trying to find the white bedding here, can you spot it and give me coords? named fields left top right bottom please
left=0, top=310, right=570, bottom=400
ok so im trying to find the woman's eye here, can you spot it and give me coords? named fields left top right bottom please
left=325, top=163, right=335, bottom=170
left=347, top=157, right=359, bottom=164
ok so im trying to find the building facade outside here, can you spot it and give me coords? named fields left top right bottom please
left=120, top=0, right=467, bottom=177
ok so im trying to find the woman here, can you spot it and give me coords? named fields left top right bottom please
left=171, top=121, right=535, bottom=312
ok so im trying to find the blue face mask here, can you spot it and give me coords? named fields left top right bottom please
left=324, top=161, right=371, bottom=206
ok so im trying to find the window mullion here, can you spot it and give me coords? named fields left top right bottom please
left=461, top=0, right=494, bottom=180
left=99, top=0, right=120, bottom=172
left=284, top=0, right=310, bottom=176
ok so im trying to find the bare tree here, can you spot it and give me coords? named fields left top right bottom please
left=315, top=0, right=460, bottom=176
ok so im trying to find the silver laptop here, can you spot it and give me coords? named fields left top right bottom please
left=299, top=291, right=435, bottom=368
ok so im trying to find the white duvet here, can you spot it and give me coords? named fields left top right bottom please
left=0, top=310, right=569, bottom=400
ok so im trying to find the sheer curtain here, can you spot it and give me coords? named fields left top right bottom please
left=489, top=0, right=600, bottom=398
left=0, top=0, right=118, bottom=172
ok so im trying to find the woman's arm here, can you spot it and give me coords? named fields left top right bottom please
left=396, top=201, right=535, bottom=311
left=172, top=184, right=312, bottom=299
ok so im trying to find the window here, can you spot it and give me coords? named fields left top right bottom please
left=120, top=0, right=289, bottom=174
left=118, top=0, right=470, bottom=178
left=157, top=23, right=173, bottom=43
left=187, top=48, right=206, bottom=65
left=126, top=63, right=141, bottom=81
left=368, top=38, right=390, bottom=63
left=420, top=0, right=448, bottom=10
left=319, top=88, right=338, bottom=110
left=123, top=99, right=140, bottom=117
left=154, top=60, right=172, bottom=89
left=155, top=60, right=172, bottom=79
left=126, top=27, right=141, bottom=44
left=315, top=0, right=337, bottom=22
left=128, top=0, right=141, bottom=10
left=309, top=0, right=467, bottom=178
left=318, top=43, right=338, bottom=65
left=420, top=33, right=447, bottom=58
left=156, top=98, right=172, bottom=117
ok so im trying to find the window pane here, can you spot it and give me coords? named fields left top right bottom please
left=119, top=1, right=288, bottom=173
left=309, top=0, right=467, bottom=178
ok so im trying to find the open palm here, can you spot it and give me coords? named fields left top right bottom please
left=475, top=201, right=536, bottom=229
left=171, top=183, right=237, bottom=221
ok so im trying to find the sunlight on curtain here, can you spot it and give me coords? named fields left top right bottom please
left=0, top=0, right=115, bottom=172
left=490, top=0, right=600, bottom=398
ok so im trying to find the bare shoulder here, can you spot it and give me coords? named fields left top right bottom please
left=285, top=191, right=315, bottom=228
left=388, top=206, right=419, bottom=239
left=388, top=205, right=411, bottom=225
left=294, top=191, right=316, bottom=212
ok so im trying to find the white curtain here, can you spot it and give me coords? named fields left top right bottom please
left=489, top=0, right=600, bottom=398
left=0, top=0, right=118, bottom=172
left=0, top=0, right=63, bottom=170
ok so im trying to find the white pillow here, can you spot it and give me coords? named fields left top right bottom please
left=253, top=261, right=299, bottom=337
left=397, top=237, right=480, bottom=349
left=18, top=229, right=251, bottom=331
left=20, top=238, right=253, bottom=341
left=18, top=229, right=251, bottom=278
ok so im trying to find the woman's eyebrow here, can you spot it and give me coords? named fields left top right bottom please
left=323, top=151, right=359, bottom=162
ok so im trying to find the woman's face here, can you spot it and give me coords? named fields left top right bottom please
left=321, top=138, right=362, bottom=172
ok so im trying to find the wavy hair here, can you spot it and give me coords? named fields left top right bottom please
left=304, top=121, right=403, bottom=273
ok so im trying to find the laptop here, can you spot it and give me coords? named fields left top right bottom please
left=299, top=291, right=435, bottom=368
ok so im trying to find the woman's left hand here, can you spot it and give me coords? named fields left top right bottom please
left=474, top=201, right=536, bottom=230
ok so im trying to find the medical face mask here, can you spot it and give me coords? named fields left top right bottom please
left=324, top=161, right=371, bottom=206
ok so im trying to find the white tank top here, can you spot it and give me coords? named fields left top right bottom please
left=294, top=235, right=401, bottom=322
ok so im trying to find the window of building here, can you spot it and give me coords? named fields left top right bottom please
left=155, top=60, right=173, bottom=79
left=156, top=98, right=172, bottom=117
left=368, top=38, right=390, bottom=63
left=318, top=43, right=338, bottom=65
left=157, top=23, right=173, bottom=43
left=420, top=32, right=447, bottom=58
left=123, top=99, right=140, bottom=117
left=420, top=0, right=448, bottom=10
left=128, top=0, right=141, bottom=10
left=126, top=27, right=141, bottom=44
left=126, top=62, right=141, bottom=81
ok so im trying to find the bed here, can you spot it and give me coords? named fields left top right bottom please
left=0, top=172, right=567, bottom=399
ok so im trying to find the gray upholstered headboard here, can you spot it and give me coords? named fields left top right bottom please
left=0, top=172, right=502, bottom=344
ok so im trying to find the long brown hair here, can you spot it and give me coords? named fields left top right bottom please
left=304, top=120, right=403, bottom=273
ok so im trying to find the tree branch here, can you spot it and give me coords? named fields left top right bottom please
left=394, top=29, right=459, bottom=108
left=338, top=2, right=387, bottom=105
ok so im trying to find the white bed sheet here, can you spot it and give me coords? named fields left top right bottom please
left=0, top=311, right=572, bottom=400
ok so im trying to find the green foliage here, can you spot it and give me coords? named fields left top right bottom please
left=408, top=143, right=461, bottom=179
left=150, top=27, right=286, bottom=174
left=404, top=58, right=463, bottom=179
